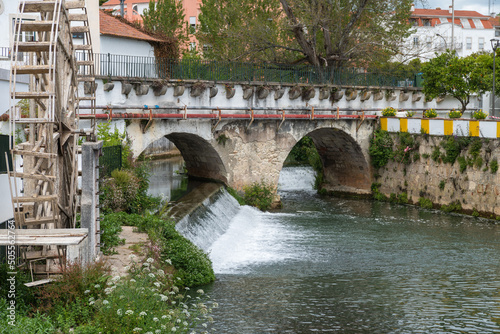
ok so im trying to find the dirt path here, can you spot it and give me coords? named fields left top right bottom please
left=103, top=226, right=148, bottom=277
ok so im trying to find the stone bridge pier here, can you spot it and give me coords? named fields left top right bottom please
left=127, top=118, right=376, bottom=196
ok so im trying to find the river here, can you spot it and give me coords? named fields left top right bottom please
left=150, top=160, right=500, bottom=333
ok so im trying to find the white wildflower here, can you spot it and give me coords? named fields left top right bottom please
left=154, top=282, right=161, bottom=288
left=139, top=311, right=147, bottom=316
left=88, top=297, right=95, bottom=302
left=165, top=259, right=172, bottom=265
left=129, top=254, right=137, bottom=260
left=183, top=321, right=188, bottom=326
left=159, top=294, right=168, bottom=301
left=157, top=269, right=165, bottom=276
left=196, top=289, right=204, bottom=294
left=155, top=330, right=161, bottom=334
left=84, top=290, right=90, bottom=294
left=212, top=302, right=219, bottom=308
left=89, top=300, right=95, bottom=305
left=147, top=257, right=154, bottom=263
left=125, top=309, right=134, bottom=315
left=153, top=317, right=159, bottom=322
left=103, top=300, right=109, bottom=305
left=130, top=279, right=136, bottom=283
left=117, top=309, right=122, bottom=316
left=143, top=262, right=150, bottom=267
left=132, top=328, right=142, bottom=332
left=161, top=325, right=166, bottom=329
left=148, top=273, right=155, bottom=278
left=202, top=323, right=207, bottom=328
left=176, top=319, right=181, bottom=324
left=171, top=327, right=177, bottom=332
left=112, top=275, right=121, bottom=282
left=94, top=284, right=100, bottom=289
left=173, top=286, right=179, bottom=293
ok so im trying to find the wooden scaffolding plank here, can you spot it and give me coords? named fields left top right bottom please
left=65, top=1, right=86, bottom=9
left=68, top=13, right=88, bottom=21
left=21, top=1, right=56, bottom=13
left=12, top=150, right=58, bottom=158
left=12, top=195, right=58, bottom=203
left=70, top=26, right=89, bottom=33
left=20, top=21, right=56, bottom=32
left=14, top=65, right=52, bottom=75
left=16, top=42, right=52, bottom=52
left=12, top=91, right=54, bottom=99
left=9, top=171, right=56, bottom=181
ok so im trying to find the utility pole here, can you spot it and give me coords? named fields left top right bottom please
left=451, top=0, right=455, bottom=51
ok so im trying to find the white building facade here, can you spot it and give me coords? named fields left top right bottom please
left=401, top=5, right=499, bottom=61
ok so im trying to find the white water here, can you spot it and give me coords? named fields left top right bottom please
left=176, top=166, right=317, bottom=274
left=175, top=190, right=241, bottom=251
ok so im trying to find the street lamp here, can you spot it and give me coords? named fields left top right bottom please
left=436, top=34, right=447, bottom=50
left=491, top=39, right=499, bottom=117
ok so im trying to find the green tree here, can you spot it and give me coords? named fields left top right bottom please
left=198, top=0, right=414, bottom=66
left=197, top=0, right=291, bottom=62
left=422, top=51, right=490, bottom=112
left=142, top=0, right=189, bottom=46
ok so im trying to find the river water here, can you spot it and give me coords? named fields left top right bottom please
left=153, top=161, right=500, bottom=333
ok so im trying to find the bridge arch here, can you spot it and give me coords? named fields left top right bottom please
left=302, top=127, right=372, bottom=194
left=165, top=133, right=228, bottom=184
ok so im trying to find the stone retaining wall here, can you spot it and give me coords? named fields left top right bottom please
left=375, top=132, right=500, bottom=218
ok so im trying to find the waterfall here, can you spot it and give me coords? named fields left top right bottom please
left=175, top=189, right=241, bottom=251
left=175, top=167, right=317, bottom=274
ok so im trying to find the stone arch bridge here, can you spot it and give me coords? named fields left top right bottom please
left=81, top=79, right=467, bottom=196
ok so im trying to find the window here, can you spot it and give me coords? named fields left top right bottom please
left=410, top=19, right=418, bottom=26
left=466, top=37, right=472, bottom=49
left=413, top=36, right=419, bottom=47
left=423, top=19, right=431, bottom=26
left=496, top=29, right=500, bottom=37
left=132, top=4, right=138, bottom=15
left=190, top=42, right=196, bottom=50
left=479, top=37, right=484, bottom=50
left=13, top=18, right=36, bottom=42
left=189, top=16, right=196, bottom=33
left=426, top=36, right=432, bottom=46
left=439, top=17, right=448, bottom=24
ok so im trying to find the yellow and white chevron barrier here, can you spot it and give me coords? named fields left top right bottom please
left=380, top=117, right=500, bottom=138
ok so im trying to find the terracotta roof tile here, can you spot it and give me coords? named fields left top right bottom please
left=100, top=10, right=162, bottom=42
left=412, top=8, right=488, bottom=18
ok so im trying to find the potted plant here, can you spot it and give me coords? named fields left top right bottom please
left=447, top=109, right=462, bottom=119
left=406, top=111, right=416, bottom=117
left=423, top=108, right=437, bottom=118
left=471, top=109, right=487, bottom=120
left=381, top=107, right=397, bottom=117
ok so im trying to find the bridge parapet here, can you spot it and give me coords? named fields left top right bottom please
left=79, top=78, right=478, bottom=118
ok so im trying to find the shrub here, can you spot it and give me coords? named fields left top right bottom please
left=431, top=146, right=441, bottom=162
left=491, top=158, right=499, bottom=173
left=458, top=156, right=467, bottom=173
left=100, top=214, right=126, bottom=255
left=406, top=111, right=416, bottom=117
left=418, top=197, right=433, bottom=209
left=441, top=201, right=462, bottom=213
left=227, top=187, right=246, bottom=205
left=243, top=181, right=275, bottom=211
left=369, top=129, right=394, bottom=168
left=423, top=109, right=437, bottom=118
left=447, top=109, right=462, bottom=119
left=439, top=180, right=446, bottom=190
left=381, top=107, right=397, bottom=116
left=471, top=109, right=487, bottom=120
left=397, top=192, right=409, bottom=204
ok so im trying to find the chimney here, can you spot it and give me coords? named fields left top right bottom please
left=436, top=7, right=441, bottom=10
left=449, top=6, right=453, bottom=14
left=410, top=3, right=414, bottom=12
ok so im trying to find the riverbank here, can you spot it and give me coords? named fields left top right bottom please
left=370, top=131, right=500, bottom=220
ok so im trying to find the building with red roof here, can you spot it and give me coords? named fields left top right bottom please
left=403, top=4, right=499, bottom=60
left=98, top=10, right=162, bottom=57
left=101, top=0, right=201, bottom=51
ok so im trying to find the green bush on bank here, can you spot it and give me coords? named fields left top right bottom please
left=243, top=180, right=275, bottom=211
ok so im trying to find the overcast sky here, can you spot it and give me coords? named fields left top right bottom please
left=423, top=0, right=496, bottom=16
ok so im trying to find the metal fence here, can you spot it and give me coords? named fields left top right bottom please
left=99, top=145, right=122, bottom=178
left=0, top=135, right=13, bottom=174
left=88, top=53, right=418, bottom=88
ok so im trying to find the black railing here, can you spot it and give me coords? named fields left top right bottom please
left=99, top=145, right=122, bottom=178
left=86, top=52, right=418, bottom=88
